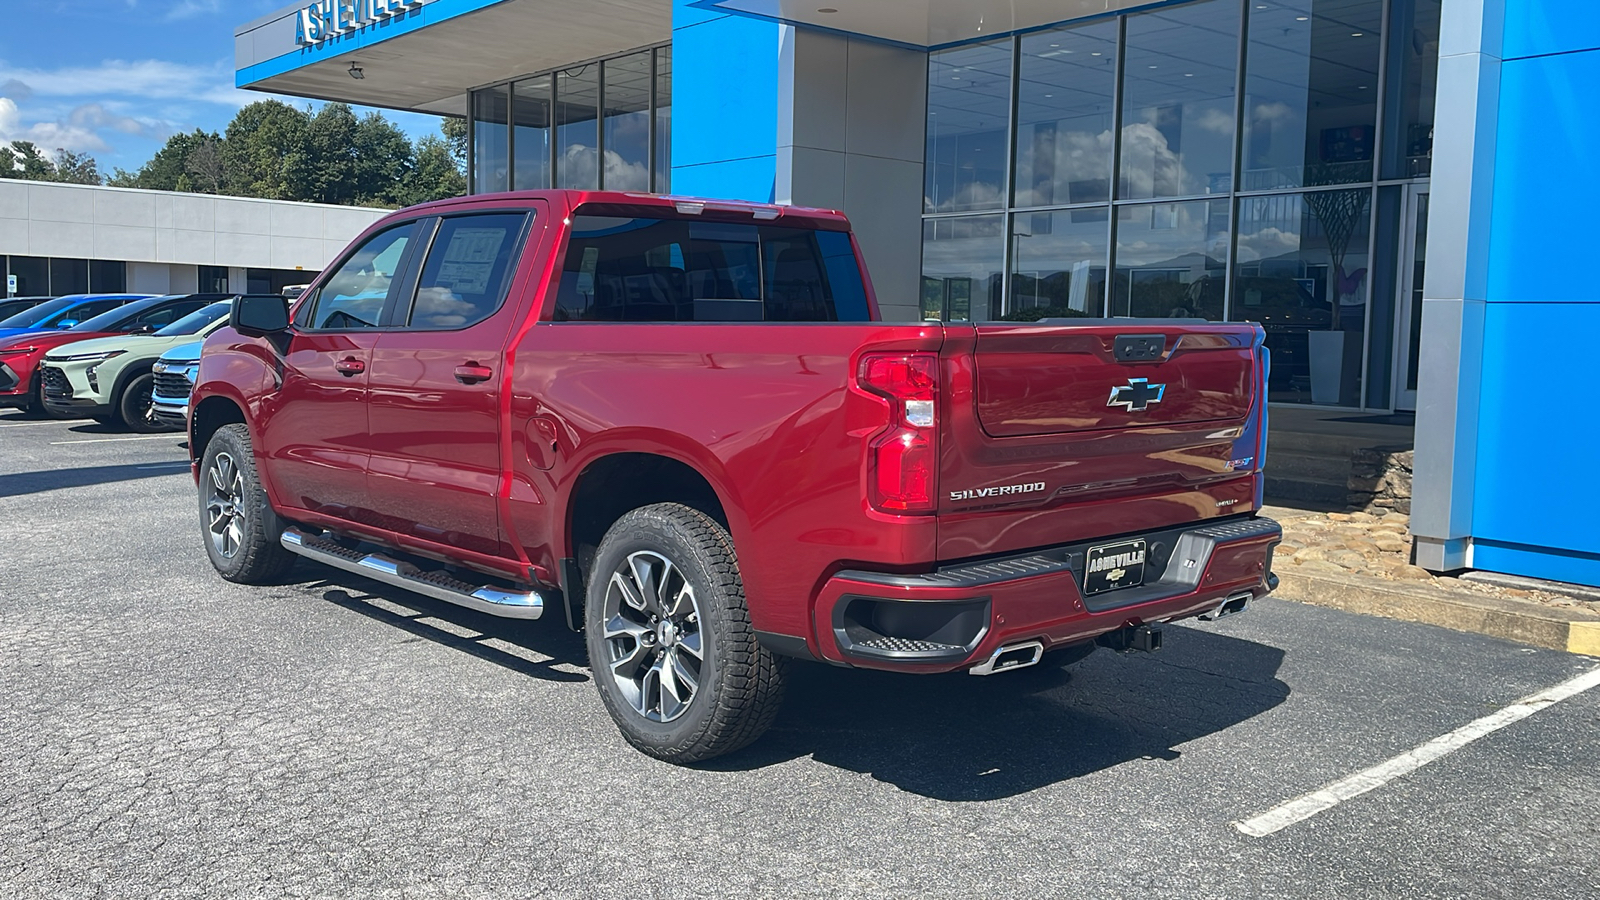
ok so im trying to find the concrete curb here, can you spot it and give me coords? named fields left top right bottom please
left=1274, top=569, right=1600, bottom=656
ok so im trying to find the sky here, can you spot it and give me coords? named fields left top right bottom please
left=0, top=0, right=444, bottom=175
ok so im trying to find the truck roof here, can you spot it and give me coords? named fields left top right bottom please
left=389, top=190, right=852, bottom=229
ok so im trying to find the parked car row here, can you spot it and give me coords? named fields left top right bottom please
left=0, top=292, right=277, bottom=431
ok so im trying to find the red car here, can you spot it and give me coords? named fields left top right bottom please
left=0, top=295, right=212, bottom=413
left=190, top=191, right=1280, bottom=762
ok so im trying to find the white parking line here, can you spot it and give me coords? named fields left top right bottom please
left=1234, top=665, right=1600, bottom=838
left=49, top=434, right=185, bottom=445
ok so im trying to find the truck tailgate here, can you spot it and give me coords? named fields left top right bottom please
left=938, top=321, right=1267, bottom=561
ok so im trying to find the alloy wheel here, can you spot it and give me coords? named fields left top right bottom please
left=205, top=452, right=246, bottom=559
left=601, top=550, right=705, bottom=723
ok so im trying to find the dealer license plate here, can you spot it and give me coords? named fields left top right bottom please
left=1084, top=539, right=1148, bottom=595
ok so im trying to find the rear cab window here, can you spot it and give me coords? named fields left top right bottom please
left=553, top=212, right=870, bottom=322
left=402, top=213, right=528, bottom=329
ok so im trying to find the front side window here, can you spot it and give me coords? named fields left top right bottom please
left=306, top=224, right=417, bottom=330
left=553, top=215, right=869, bottom=323
left=405, top=214, right=527, bottom=328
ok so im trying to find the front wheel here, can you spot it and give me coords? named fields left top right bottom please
left=199, top=423, right=296, bottom=583
left=118, top=372, right=168, bottom=433
left=585, top=503, right=786, bottom=763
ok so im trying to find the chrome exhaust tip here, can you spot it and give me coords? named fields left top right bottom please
left=1199, top=591, right=1253, bottom=621
left=968, top=640, right=1045, bottom=676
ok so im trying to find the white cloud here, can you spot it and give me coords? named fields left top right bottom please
left=166, top=0, right=221, bottom=20
left=0, top=58, right=249, bottom=107
left=0, top=97, right=110, bottom=153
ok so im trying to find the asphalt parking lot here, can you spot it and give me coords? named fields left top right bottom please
left=2, top=410, right=1597, bottom=899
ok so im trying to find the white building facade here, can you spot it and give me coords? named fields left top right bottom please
left=1, top=180, right=389, bottom=297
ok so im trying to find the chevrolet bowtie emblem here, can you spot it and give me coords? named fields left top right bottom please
left=1107, top=378, right=1166, bottom=412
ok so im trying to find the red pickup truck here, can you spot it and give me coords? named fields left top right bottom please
left=191, top=190, right=1280, bottom=762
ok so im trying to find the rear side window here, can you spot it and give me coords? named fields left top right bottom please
left=404, top=213, right=527, bottom=328
left=305, top=223, right=417, bottom=330
left=553, top=216, right=870, bottom=322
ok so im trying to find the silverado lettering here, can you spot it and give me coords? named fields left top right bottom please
left=189, top=189, right=1282, bottom=764
left=949, top=482, right=1047, bottom=502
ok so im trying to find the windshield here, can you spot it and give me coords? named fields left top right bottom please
left=70, top=296, right=173, bottom=333
left=0, top=296, right=78, bottom=329
left=155, top=301, right=232, bottom=337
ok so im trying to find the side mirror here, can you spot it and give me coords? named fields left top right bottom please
left=56, top=319, right=78, bottom=329
left=232, top=295, right=290, bottom=337
left=125, top=323, right=156, bottom=334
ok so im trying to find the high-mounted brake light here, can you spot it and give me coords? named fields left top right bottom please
left=858, top=353, right=939, bottom=513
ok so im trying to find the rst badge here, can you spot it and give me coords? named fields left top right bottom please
left=1107, top=377, right=1166, bottom=412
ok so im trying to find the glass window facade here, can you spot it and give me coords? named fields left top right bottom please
left=470, top=45, right=671, bottom=195
left=3, top=256, right=126, bottom=296
left=473, top=86, right=510, bottom=194
left=921, top=0, right=1440, bottom=408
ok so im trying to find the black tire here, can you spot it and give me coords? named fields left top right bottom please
left=117, top=372, right=167, bottom=433
left=199, top=423, right=296, bottom=584
left=585, top=503, right=786, bottom=763
left=18, top=375, right=47, bottom=418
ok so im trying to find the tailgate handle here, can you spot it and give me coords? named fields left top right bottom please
left=1114, top=334, right=1167, bottom=362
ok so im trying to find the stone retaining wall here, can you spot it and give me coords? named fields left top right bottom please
left=1348, top=445, right=1413, bottom=514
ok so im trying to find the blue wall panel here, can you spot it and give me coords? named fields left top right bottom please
left=1486, top=50, right=1600, bottom=303
left=1470, top=302, right=1600, bottom=582
left=670, top=157, right=779, bottom=203
left=1503, top=0, right=1600, bottom=61
left=670, top=0, right=779, bottom=201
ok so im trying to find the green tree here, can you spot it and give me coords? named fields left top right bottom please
left=441, top=116, right=467, bottom=168
left=2, top=141, right=60, bottom=180
left=391, top=134, right=466, bottom=206
left=52, top=149, right=102, bottom=184
left=0, top=141, right=101, bottom=184
left=222, top=100, right=311, bottom=200
left=351, top=111, right=413, bottom=206
left=304, top=102, right=359, bottom=204
left=108, top=129, right=220, bottom=191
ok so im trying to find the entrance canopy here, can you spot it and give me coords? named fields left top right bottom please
left=696, top=0, right=1151, bottom=49
left=235, top=0, right=669, bottom=115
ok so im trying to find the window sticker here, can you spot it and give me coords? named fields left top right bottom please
left=436, top=227, right=508, bottom=295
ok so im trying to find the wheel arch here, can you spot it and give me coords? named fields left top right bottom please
left=190, top=394, right=248, bottom=465
left=108, top=357, right=157, bottom=409
left=565, top=451, right=733, bottom=569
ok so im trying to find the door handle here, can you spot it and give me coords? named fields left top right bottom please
left=455, top=364, right=493, bottom=385
left=334, top=357, right=365, bottom=377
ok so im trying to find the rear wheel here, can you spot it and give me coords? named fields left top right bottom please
left=585, top=503, right=786, bottom=763
left=199, top=423, right=296, bottom=583
left=117, top=372, right=167, bottom=433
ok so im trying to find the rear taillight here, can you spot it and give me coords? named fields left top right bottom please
left=859, top=353, right=938, bottom=513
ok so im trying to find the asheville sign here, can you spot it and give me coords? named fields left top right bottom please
left=295, top=0, right=424, bottom=46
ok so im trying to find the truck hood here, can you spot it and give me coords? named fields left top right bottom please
left=156, top=341, right=205, bottom=365
left=43, top=333, right=191, bottom=362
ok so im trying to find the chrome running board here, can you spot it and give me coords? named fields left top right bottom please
left=281, top=527, right=545, bottom=620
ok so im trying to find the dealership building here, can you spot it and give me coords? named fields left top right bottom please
left=0, top=180, right=386, bottom=298
left=233, top=0, right=1599, bottom=587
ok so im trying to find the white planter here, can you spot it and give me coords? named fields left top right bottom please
left=1308, top=330, right=1361, bottom=405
